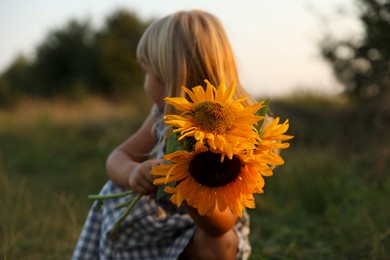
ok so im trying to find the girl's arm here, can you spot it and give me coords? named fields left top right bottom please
left=184, top=204, right=238, bottom=237
left=106, top=109, right=161, bottom=195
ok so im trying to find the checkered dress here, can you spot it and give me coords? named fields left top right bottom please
left=72, top=105, right=251, bottom=259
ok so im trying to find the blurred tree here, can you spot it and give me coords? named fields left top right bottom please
left=0, top=54, right=33, bottom=107
left=321, top=0, right=390, bottom=103
left=0, top=9, right=150, bottom=106
left=32, top=19, right=98, bottom=98
left=95, top=10, right=149, bottom=98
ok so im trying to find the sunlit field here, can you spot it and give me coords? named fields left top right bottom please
left=0, top=95, right=389, bottom=259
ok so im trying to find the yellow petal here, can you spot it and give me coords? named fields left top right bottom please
left=164, top=97, right=193, bottom=111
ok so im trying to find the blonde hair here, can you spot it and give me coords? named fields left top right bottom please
left=136, top=10, right=255, bottom=114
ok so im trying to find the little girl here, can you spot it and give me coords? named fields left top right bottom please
left=73, top=10, right=257, bottom=259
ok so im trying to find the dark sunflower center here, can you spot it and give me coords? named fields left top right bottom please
left=189, top=151, right=241, bottom=187
left=191, top=101, right=235, bottom=133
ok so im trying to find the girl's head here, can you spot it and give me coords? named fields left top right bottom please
left=137, top=10, right=253, bottom=112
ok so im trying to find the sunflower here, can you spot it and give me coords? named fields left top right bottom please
left=164, top=80, right=265, bottom=159
left=252, top=117, right=294, bottom=176
left=151, top=147, right=265, bottom=217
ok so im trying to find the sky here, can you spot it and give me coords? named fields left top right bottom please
left=0, top=0, right=361, bottom=97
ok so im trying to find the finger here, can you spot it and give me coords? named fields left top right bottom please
left=144, top=170, right=156, bottom=182
left=150, top=159, right=165, bottom=180
left=139, top=178, right=156, bottom=194
left=152, top=159, right=165, bottom=167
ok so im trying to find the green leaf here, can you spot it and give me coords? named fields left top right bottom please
left=156, top=181, right=176, bottom=200
left=254, top=98, right=269, bottom=132
left=165, top=131, right=184, bottom=154
left=156, top=129, right=183, bottom=200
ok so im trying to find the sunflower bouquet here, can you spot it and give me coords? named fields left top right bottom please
left=151, top=80, right=293, bottom=217
left=89, top=79, right=292, bottom=236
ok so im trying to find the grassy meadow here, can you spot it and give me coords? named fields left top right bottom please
left=0, top=94, right=389, bottom=259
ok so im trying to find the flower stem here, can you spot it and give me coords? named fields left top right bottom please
left=115, top=200, right=132, bottom=210
left=109, top=193, right=142, bottom=240
left=88, top=190, right=134, bottom=200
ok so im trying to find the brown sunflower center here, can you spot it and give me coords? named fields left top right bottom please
left=189, top=151, right=241, bottom=187
left=191, top=101, right=235, bottom=133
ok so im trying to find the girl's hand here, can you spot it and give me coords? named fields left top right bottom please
left=128, top=159, right=164, bottom=195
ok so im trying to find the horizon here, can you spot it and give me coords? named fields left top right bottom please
left=0, top=0, right=360, bottom=97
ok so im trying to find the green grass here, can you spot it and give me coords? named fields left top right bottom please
left=250, top=146, right=390, bottom=259
left=0, top=96, right=389, bottom=259
left=0, top=171, right=81, bottom=258
left=0, top=98, right=148, bottom=259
